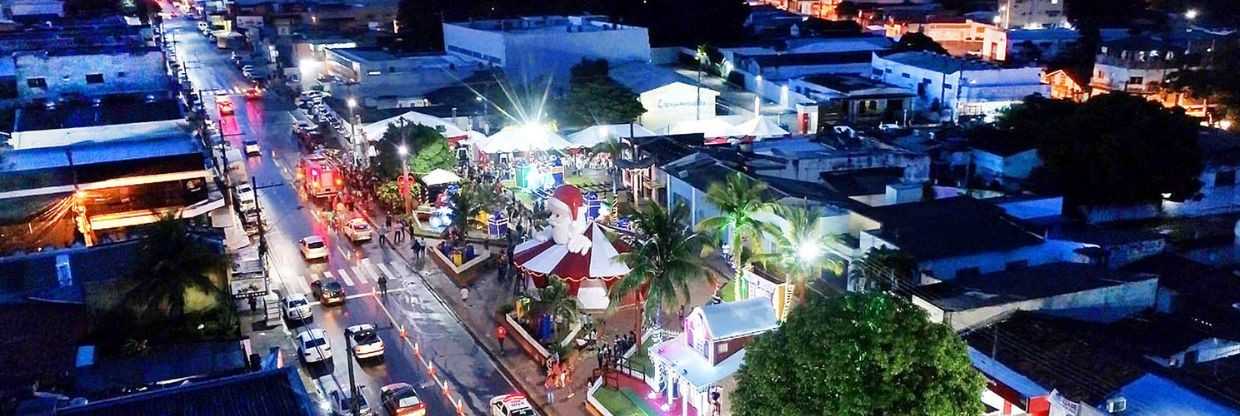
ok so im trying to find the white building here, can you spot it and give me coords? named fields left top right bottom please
left=610, top=62, right=719, bottom=133
left=442, top=16, right=650, bottom=87
left=870, top=51, right=1047, bottom=121
left=981, top=26, right=1080, bottom=63
left=996, top=0, right=1067, bottom=30
left=320, top=47, right=480, bottom=108
left=14, top=47, right=171, bottom=103
left=5, top=0, right=65, bottom=19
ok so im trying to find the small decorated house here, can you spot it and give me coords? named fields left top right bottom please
left=649, top=298, right=780, bottom=416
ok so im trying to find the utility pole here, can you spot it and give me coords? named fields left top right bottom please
left=345, top=334, right=359, bottom=416
left=251, top=176, right=268, bottom=258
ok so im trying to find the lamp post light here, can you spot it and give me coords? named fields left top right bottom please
left=347, top=97, right=360, bottom=165
left=797, top=241, right=821, bottom=263
left=1185, top=8, right=1199, bottom=20
left=398, top=144, right=411, bottom=214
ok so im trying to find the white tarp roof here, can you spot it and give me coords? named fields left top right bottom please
left=362, top=111, right=473, bottom=142
left=669, top=118, right=739, bottom=138
left=734, top=117, right=788, bottom=138
left=575, top=279, right=610, bottom=311
left=421, top=168, right=460, bottom=186
left=566, top=124, right=658, bottom=148
left=480, top=124, right=575, bottom=153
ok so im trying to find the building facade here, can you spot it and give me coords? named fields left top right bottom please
left=871, top=51, right=1047, bottom=121
left=443, top=16, right=651, bottom=87
left=997, top=0, right=1067, bottom=30
left=14, top=48, right=171, bottom=103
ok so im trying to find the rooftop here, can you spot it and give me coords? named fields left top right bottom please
left=913, top=262, right=1154, bottom=311
left=58, top=367, right=317, bottom=416
left=739, top=50, right=873, bottom=69
left=0, top=133, right=201, bottom=174
left=877, top=51, right=1000, bottom=73
left=800, top=74, right=912, bottom=96
left=0, top=302, right=90, bottom=391
left=448, top=15, right=643, bottom=34
left=14, top=95, right=183, bottom=133
left=1007, top=27, right=1082, bottom=41
left=609, top=62, right=702, bottom=94
left=820, top=167, right=905, bottom=196
left=701, top=297, right=779, bottom=340
left=861, top=196, right=1045, bottom=260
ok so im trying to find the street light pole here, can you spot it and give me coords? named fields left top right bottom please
left=347, top=97, right=359, bottom=166
left=399, top=143, right=410, bottom=214
left=344, top=333, right=359, bottom=416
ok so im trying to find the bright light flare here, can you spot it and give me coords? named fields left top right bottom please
left=797, top=241, right=821, bottom=262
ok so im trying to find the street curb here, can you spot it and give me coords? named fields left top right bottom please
left=379, top=236, right=549, bottom=416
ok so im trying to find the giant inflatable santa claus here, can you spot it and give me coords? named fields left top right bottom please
left=538, top=185, right=592, bottom=253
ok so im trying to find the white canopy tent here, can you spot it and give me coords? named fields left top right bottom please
left=669, top=118, right=739, bottom=138
left=479, top=124, right=576, bottom=153
left=734, top=117, right=789, bottom=138
left=566, top=124, right=658, bottom=148
left=420, top=168, right=461, bottom=186
left=361, top=111, right=475, bottom=142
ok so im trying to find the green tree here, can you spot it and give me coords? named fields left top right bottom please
left=372, top=123, right=456, bottom=180
left=696, top=173, right=776, bottom=300
left=450, top=182, right=496, bottom=236
left=1166, top=40, right=1240, bottom=127
left=754, top=205, right=844, bottom=305
left=733, top=293, right=986, bottom=416
left=613, top=202, right=709, bottom=341
left=892, top=32, right=949, bottom=55
left=849, top=247, right=919, bottom=292
left=124, top=216, right=231, bottom=323
left=562, top=59, right=646, bottom=126
left=537, top=278, right=579, bottom=328
left=1024, top=93, right=1203, bottom=206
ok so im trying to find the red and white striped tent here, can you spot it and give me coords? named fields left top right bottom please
left=513, top=222, right=630, bottom=309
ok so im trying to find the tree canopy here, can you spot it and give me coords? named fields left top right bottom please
left=1166, top=39, right=1240, bottom=128
left=733, top=293, right=986, bottom=416
left=561, top=59, right=646, bottom=126
left=371, top=123, right=457, bottom=180
left=892, top=32, right=949, bottom=55
left=998, top=93, right=1202, bottom=206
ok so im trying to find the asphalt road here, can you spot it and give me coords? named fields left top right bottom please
left=162, top=11, right=517, bottom=415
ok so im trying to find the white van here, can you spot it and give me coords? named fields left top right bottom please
left=235, top=183, right=257, bottom=212
left=318, top=376, right=374, bottom=416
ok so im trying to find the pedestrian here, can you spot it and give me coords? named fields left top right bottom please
left=378, top=274, right=388, bottom=296
left=678, top=304, right=685, bottom=325
left=596, top=347, right=606, bottom=369
left=248, top=297, right=257, bottom=312
left=557, top=361, right=569, bottom=389
left=544, top=376, right=556, bottom=404
left=460, top=286, right=469, bottom=303
left=496, top=324, right=508, bottom=352
left=385, top=215, right=392, bottom=231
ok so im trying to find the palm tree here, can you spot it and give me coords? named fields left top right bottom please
left=696, top=172, right=775, bottom=300
left=593, top=137, right=625, bottom=191
left=613, top=202, right=709, bottom=342
left=755, top=205, right=844, bottom=307
left=538, top=278, right=579, bottom=329
left=124, top=216, right=231, bottom=324
left=850, top=247, right=919, bottom=293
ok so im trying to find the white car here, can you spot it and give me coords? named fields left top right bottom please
left=343, top=218, right=372, bottom=242
left=345, top=324, right=385, bottom=359
left=235, top=183, right=257, bottom=212
left=282, top=293, right=312, bottom=321
left=243, top=138, right=260, bottom=156
left=490, top=395, right=538, bottom=416
left=300, top=236, right=328, bottom=260
left=296, top=328, right=332, bottom=363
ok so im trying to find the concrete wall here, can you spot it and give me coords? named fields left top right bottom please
left=973, top=148, right=1041, bottom=181
left=764, top=151, right=931, bottom=183
left=872, top=54, right=1047, bottom=119
left=445, top=19, right=651, bottom=86
left=859, top=231, right=1091, bottom=281
left=998, top=0, right=1067, bottom=29
left=15, top=50, right=171, bottom=101
left=920, top=277, right=1159, bottom=331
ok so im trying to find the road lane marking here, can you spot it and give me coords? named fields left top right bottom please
left=376, top=262, right=398, bottom=282
left=334, top=270, right=354, bottom=286
left=351, top=265, right=368, bottom=283
left=360, top=258, right=383, bottom=282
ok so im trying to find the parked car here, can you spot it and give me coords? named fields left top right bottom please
left=300, top=236, right=328, bottom=260
left=489, top=395, right=537, bottom=416
left=235, top=183, right=257, bottom=212
left=379, top=383, right=426, bottom=416
left=245, top=87, right=263, bottom=100
left=296, top=328, right=332, bottom=363
left=243, top=138, right=260, bottom=156
left=282, top=293, right=312, bottom=321
left=345, top=324, right=385, bottom=360
left=343, top=218, right=372, bottom=242
left=310, top=278, right=346, bottom=306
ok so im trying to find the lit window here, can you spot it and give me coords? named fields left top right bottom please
left=717, top=343, right=729, bottom=353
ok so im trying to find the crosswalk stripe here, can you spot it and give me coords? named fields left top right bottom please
left=351, top=265, right=368, bottom=283
left=337, top=269, right=355, bottom=286
left=360, top=258, right=382, bottom=282
left=375, top=262, right=398, bottom=281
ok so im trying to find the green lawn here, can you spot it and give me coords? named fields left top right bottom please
left=593, top=387, right=656, bottom=416
left=626, top=336, right=657, bottom=377
left=718, top=279, right=737, bottom=302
